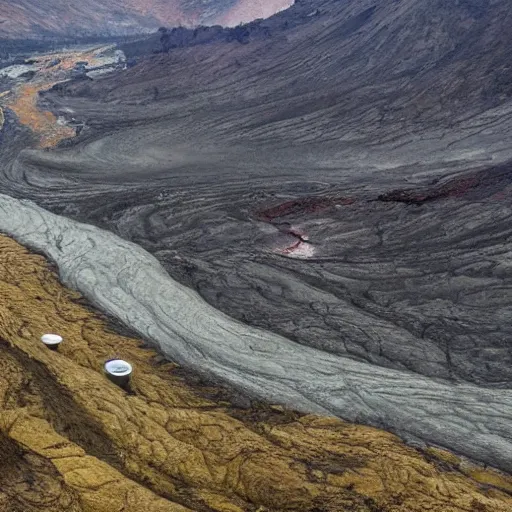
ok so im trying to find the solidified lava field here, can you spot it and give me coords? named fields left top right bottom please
left=1, top=0, right=512, bottom=496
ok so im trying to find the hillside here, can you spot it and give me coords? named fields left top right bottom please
left=31, top=0, right=512, bottom=385
left=0, top=0, right=293, bottom=39
left=1, top=0, right=512, bottom=479
left=2, top=233, right=512, bottom=512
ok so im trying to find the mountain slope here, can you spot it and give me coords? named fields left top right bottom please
left=0, top=0, right=293, bottom=39
left=26, top=0, right=512, bottom=385
left=2, top=234, right=512, bottom=512
left=216, top=0, right=295, bottom=27
left=2, top=0, right=512, bottom=472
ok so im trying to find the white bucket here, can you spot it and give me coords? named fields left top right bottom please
left=41, top=333, right=63, bottom=350
left=104, top=359, right=132, bottom=387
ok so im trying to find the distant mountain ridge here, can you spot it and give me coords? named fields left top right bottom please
left=0, top=0, right=293, bottom=39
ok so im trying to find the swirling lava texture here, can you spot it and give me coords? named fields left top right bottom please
left=1, top=0, right=512, bottom=471
left=3, top=193, right=512, bottom=474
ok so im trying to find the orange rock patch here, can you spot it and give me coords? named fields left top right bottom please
left=7, top=83, right=75, bottom=148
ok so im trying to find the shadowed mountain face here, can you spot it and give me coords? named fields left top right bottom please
left=0, top=0, right=293, bottom=39
left=1, top=0, right=512, bottom=470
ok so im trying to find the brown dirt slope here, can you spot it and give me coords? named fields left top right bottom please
left=0, top=234, right=511, bottom=512
left=216, top=0, right=293, bottom=27
left=0, top=0, right=292, bottom=39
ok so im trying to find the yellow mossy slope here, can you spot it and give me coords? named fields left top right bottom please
left=0, top=234, right=511, bottom=512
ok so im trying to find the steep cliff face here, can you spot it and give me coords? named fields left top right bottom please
left=0, top=0, right=292, bottom=39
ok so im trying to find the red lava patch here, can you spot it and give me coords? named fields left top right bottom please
left=275, top=226, right=315, bottom=258
left=256, top=195, right=355, bottom=222
left=377, top=164, right=512, bottom=204
left=256, top=195, right=354, bottom=259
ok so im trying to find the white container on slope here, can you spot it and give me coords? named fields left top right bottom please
left=41, top=333, right=63, bottom=351
left=104, top=359, right=133, bottom=388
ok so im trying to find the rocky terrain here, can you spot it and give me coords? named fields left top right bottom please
left=0, top=0, right=512, bottom=500
left=2, top=191, right=512, bottom=474
left=4, top=0, right=511, bottom=382
left=0, top=0, right=292, bottom=39
left=1, top=233, right=512, bottom=512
